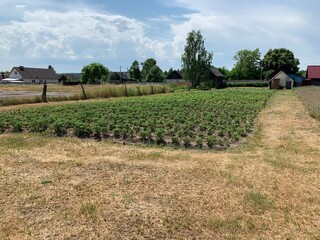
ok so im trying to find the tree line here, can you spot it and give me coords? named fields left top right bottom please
left=81, top=58, right=168, bottom=84
left=80, top=30, right=303, bottom=86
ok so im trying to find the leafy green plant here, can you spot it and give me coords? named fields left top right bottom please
left=206, top=135, right=216, bottom=148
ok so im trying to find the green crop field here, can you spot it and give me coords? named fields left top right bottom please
left=0, top=88, right=273, bottom=149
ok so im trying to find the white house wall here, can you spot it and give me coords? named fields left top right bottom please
left=9, top=69, right=23, bottom=79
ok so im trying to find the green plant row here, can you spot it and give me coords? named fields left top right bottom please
left=0, top=88, right=273, bottom=149
left=226, top=81, right=268, bottom=88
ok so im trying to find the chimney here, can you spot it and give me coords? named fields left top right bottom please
left=19, top=66, right=24, bottom=71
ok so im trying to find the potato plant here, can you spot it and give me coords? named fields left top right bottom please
left=0, top=88, right=273, bottom=149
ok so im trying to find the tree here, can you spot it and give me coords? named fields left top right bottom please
left=181, top=30, right=213, bottom=87
left=146, top=65, right=165, bottom=82
left=48, top=65, right=55, bottom=73
left=81, top=63, right=109, bottom=84
left=141, top=58, right=157, bottom=81
left=231, top=48, right=261, bottom=80
left=262, top=48, right=300, bottom=73
left=128, top=60, right=141, bottom=81
left=217, top=67, right=231, bottom=80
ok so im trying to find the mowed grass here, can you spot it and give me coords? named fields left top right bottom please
left=0, top=90, right=319, bottom=239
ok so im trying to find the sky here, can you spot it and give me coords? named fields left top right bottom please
left=0, top=0, right=319, bottom=73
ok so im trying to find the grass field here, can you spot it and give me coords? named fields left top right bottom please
left=296, top=86, right=320, bottom=119
left=0, top=90, right=319, bottom=239
left=0, top=83, right=172, bottom=106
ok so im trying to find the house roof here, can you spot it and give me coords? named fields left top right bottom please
left=167, top=70, right=183, bottom=79
left=209, top=66, right=224, bottom=78
left=113, top=72, right=131, bottom=80
left=269, top=70, right=305, bottom=82
left=12, top=66, right=58, bottom=80
left=59, top=73, right=82, bottom=82
left=307, top=65, right=320, bottom=79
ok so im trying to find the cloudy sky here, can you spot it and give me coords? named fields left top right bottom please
left=0, top=0, right=319, bottom=73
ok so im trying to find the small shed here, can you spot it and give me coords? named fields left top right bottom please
left=269, top=71, right=305, bottom=89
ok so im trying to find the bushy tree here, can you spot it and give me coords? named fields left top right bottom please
left=181, top=30, right=213, bottom=87
left=81, top=63, right=109, bottom=84
left=217, top=67, right=231, bottom=80
left=262, top=48, right=300, bottom=73
left=146, top=65, right=165, bottom=82
left=129, top=60, right=141, bottom=81
left=231, top=48, right=261, bottom=80
left=141, top=58, right=157, bottom=81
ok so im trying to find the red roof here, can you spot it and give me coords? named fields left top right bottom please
left=307, top=65, right=320, bottom=79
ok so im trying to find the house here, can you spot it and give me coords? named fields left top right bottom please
left=166, top=70, right=183, bottom=82
left=109, top=72, right=137, bottom=84
left=269, top=70, right=305, bottom=89
left=7, top=66, right=59, bottom=83
left=166, top=66, right=224, bottom=88
left=208, top=66, right=225, bottom=88
left=307, top=65, right=320, bottom=86
left=59, top=73, right=83, bottom=85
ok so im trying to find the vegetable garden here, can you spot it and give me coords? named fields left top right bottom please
left=0, top=88, right=273, bottom=149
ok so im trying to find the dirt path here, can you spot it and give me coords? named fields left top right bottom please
left=0, top=90, right=319, bottom=239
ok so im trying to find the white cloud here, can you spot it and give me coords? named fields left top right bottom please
left=0, top=6, right=182, bottom=71
left=168, top=0, right=317, bottom=69
left=15, top=4, right=26, bottom=8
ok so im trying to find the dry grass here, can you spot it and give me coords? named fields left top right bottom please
left=0, top=91, right=320, bottom=239
left=0, top=84, right=171, bottom=106
left=296, top=86, right=320, bottom=120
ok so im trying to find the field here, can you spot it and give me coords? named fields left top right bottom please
left=0, top=89, right=320, bottom=239
left=296, top=86, right=320, bottom=119
left=0, top=83, right=172, bottom=106
left=0, top=89, right=272, bottom=149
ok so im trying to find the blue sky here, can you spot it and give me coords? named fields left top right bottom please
left=0, top=0, right=319, bottom=73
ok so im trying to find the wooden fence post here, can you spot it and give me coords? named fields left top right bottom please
left=42, top=81, right=47, bottom=102
left=80, top=83, right=87, bottom=100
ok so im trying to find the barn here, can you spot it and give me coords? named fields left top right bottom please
left=307, top=65, right=320, bottom=86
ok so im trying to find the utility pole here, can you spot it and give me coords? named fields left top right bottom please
left=259, top=61, right=264, bottom=80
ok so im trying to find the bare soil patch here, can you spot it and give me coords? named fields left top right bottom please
left=0, top=90, right=319, bottom=239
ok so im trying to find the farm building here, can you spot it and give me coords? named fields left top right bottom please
left=109, top=72, right=137, bottom=84
left=6, top=66, right=59, bottom=83
left=166, top=70, right=184, bottom=82
left=269, top=70, right=305, bottom=89
left=59, top=73, right=83, bottom=85
left=166, top=66, right=224, bottom=88
left=307, top=65, right=320, bottom=86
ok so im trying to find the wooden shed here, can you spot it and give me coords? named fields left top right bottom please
left=269, top=71, right=293, bottom=89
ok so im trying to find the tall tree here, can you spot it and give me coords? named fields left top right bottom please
left=181, top=30, right=213, bottom=87
left=231, top=48, right=261, bottom=80
left=146, top=65, right=165, bottom=82
left=129, top=60, right=141, bottom=81
left=262, top=48, right=300, bottom=73
left=81, top=62, right=109, bottom=84
left=141, top=58, right=157, bottom=81
left=48, top=65, right=55, bottom=73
